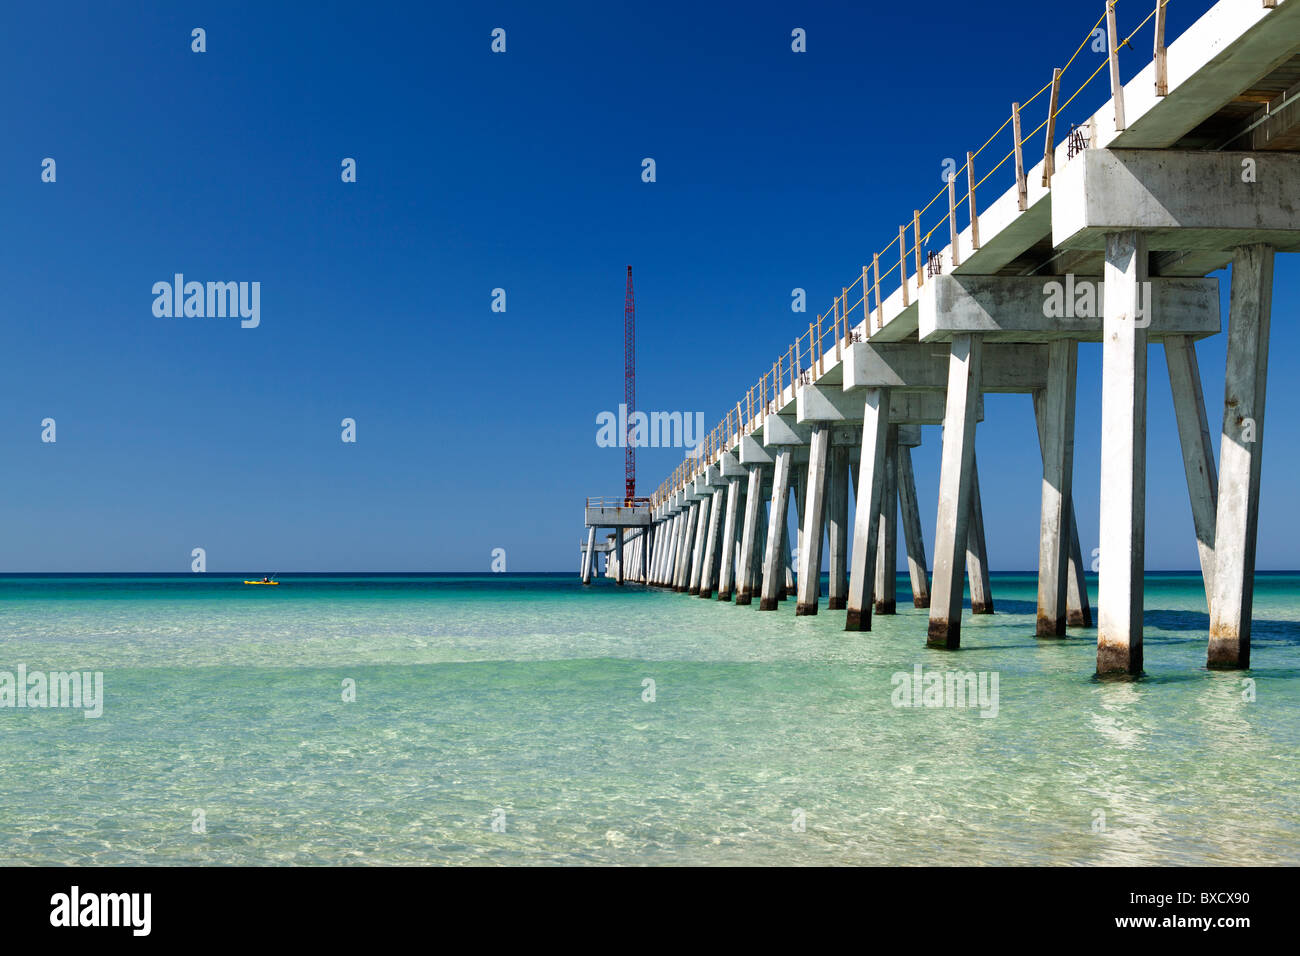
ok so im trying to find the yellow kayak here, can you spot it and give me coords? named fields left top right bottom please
left=243, top=580, right=280, bottom=586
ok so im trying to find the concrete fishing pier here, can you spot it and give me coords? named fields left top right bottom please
left=581, top=0, right=1300, bottom=676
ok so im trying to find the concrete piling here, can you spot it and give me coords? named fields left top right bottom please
left=1065, top=516, right=1092, bottom=628
left=1164, top=335, right=1218, bottom=611
left=1096, top=231, right=1149, bottom=676
left=1208, top=244, right=1274, bottom=670
left=826, top=446, right=850, bottom=610
left=896, top=444, right=930, bottom=608
left=795, top=424, right=830, bottom=615
left=1034, top=340, right=1079, bottom=635
left=873, top=424, right=899, bottom=615
left=759, top=449, right=794, bottom=611
left=1033, top=388, right=1092, bottom=629
left=965, top=454, right=994, bottom=615
left=688, top=495, right=710, bottom=594
left=846, top=388, right=890, bottom=631
left=699, top=488, right=724, bottom=598
left=928, top=334, right=982, bottom=649
left=717, top=477, right=741, bottom=601
left=614, top=527, right=625, bottom=586
left=581, top=525, right=596, bottom=585
left=736, top=464, right=765, bottom=605
left=675, top=501, right=697, bottom=592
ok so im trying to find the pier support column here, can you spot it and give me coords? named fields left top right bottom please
left=582, top=526, right=596, bottom=585
left=651, top=521, right=666, bottom=585
left=671, top=512, right=688, bottom=587
left=1066, top=518, right=1092, bottom=627
left=929, top=333, right=983, bottom=649
left=675, top=502, right=696, bottom=591
left=1164, top=335, right=1218, bottom=613
left=1209, top=244, right=1274, bottom=670
left=1034, top=390, right=1092, bottom=627
left=1034, top=340, right=1079, bottom=636
left=700, top=489, right=724, bottom=598
left=759, top=449, right=794, bottom=611
left=796, top=425, right=831, bottom=615
left=658, top=515, right=675, bottom=586
left=688, top=496, right=710, bottom=594
left=615, top=528, right=625, bottom=586
left=897, top=445, right=930, bottom=608
left=664, top=520, right=675, bottom=587
left=966, top=455, right=993, bottom=614
left=668, top=516, right=683, bottom=586
left=645, top=525, right=657, bottom=583
left=732, top=483, right=747, bottom=595
left=846, top=388, right=891, bottom=630
left=1097, top=230, right=1148, bottom=676
left=787, top=464, right=806, bottom=600
left=736, top=465, right=765, bottom=605
left=874, top=425, right=899, bottom=614
left=639, top=529, right=648, bottom=583
left=827, top=446, right=850, bottom=610
left=717, top=478, right=741, bottom=601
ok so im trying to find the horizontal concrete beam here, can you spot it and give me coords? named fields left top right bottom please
left=764, top=413, right=812, bottom=446
left=797, top=384, right=864, bottom=423
left=843, top=340, right=1051, bottom=392
left=1053, top=149, right=1300, bottom=253
left=919, top=273, right=1220, bottom=343
left=800, top=384, right=982, bottom=426
left=585, top=507, right=651, bottom=527
left=842, top=342, right=946, bottom=390
left=718, top=450, right=746, bottom=478
left=892, top=391, right=983, bottom=426
left=739, top=434, right=775, bottom=465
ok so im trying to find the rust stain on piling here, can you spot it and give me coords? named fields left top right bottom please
left=1096, top=635, right=1142, bottom=675
left=1036, top=613, right=1065, bottom=637
left=844, top=608, right=870, bottom=631
left=1207, top=623, right=1248, bottom=669
left=927, top=618, right=960, bottom=649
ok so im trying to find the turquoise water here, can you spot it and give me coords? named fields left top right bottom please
left=0, top=572, right=1297, bottom=865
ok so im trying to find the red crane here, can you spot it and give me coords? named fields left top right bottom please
left=624, top=265, right=636, bottom=506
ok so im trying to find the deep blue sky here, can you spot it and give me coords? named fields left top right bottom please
left=3, top=0, right=1295, bottom=572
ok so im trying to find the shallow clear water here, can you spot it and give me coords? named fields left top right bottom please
left=0, top=572, right=1297, bottom=865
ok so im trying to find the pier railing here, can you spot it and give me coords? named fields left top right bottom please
left=586, top=496, right=653, bottom=510
left=650, top=0, right=1173, bottom=509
